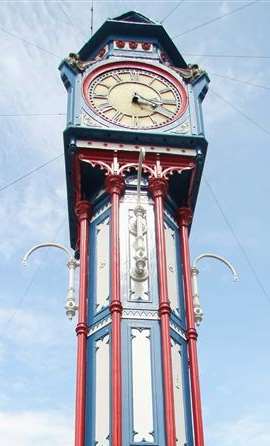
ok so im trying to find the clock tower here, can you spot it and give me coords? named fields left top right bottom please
left=59, top=11, right=209, bottom=446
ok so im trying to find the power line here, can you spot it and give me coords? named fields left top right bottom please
left=0, top=25, right=60, bottom=58
left=58, top=1, right=86, bottom=37
left=160, top=0, right=185, bottom=24
left=210, top=89, right=270, bottom=137
left=182, top=52, right=270, bottom=60
left=0, top=113, right=65, bottom=118
left=210, top=72, right=270, bottom=91
left=0, top=154, right=63, bottom=193
left=204, top=178, right=270, bottom=305
left=173, top=0, right=259, bottom=39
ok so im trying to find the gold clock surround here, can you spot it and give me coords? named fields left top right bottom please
left=82, top=61, right=188, bottom=130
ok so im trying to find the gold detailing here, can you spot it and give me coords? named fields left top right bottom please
left=174, top=64, right=206, bottom=82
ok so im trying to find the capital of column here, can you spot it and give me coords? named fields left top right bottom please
left=148, top=177, right=168, bottom=199
left=177, top=207, right=193, bottom=227
left=105, top=174, right=125, bottom=196
left=75, top=200, right=92, bottom=222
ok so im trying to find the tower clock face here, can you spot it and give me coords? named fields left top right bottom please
left=82, top=62, right=188, bottom=130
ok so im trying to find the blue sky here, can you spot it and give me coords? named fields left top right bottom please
left=0, top=1, right=269, bottom=445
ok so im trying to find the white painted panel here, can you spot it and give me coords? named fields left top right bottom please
left=96, top=218, right=110, bottom=312
left=171, top=338, right=187, bottom=445
left=95, top=335, right=110, bottom=446
left=164, top=224, right=180, bottom=315
left=132, top=328, right=154, bottom=443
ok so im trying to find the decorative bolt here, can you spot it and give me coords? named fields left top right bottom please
left=115, top=40, right=125, bottom=49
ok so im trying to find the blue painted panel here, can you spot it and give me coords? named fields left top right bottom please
left=164, top=208, right=186, bottom=330
left=122, top=319, right=166, bottom=446
left=170, top=329, right=194, bottom=446
left=88, top=198, right=111, bottom=326
left=85, top=324, right=112, bottom=446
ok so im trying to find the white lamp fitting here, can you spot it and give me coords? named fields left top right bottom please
left=191, top=253, right=239, bottom=327
left=22, top=242, right=80, bottom=320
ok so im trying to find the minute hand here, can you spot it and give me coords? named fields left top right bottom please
left=154, top=105, right=174, bottom=119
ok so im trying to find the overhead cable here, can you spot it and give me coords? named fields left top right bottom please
left=0, top=215, right=67, bottom=336
left=204, top=178, right=270, bottom=305
left=182, top=52, right=270, bottom=59
left=0, top=154, right=63, bottom=193
left=0, top=113, right=66, bottom=117
left=210, top=72, right=270, bottom=91
left=160, top=0, right=185, bottom=24
left=173, top=0, right=259, bottom=39
left=210, top=89, right=270, bottom=137
left=0, top=25, right=60, bottom=58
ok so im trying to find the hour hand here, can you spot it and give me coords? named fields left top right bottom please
left=132, top=93, right=157, bottom=106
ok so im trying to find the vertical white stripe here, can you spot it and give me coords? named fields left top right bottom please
left=132, top=328, right=154, bottom=443
left=95, top=335, right=110, bottom=445
left=96, top=218, right=110, bottom=312
left=164, top=224, right=180, bottom=315
left=171, top=338, right=187, bottom=445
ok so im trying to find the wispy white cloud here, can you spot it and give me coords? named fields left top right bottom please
left=0, top=410, right=73, bottom=446
left=208, top=412, right=270, bottom=446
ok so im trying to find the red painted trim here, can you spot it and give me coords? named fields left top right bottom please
left=74, top=200, right=92, bottom=446
left=177, top=207, right=205, bottom=446
left=105, top=175, right=125, bottom=446
left=78, top=149, right=195, bottom=172
left=148, top=177, right=176, bottom=446
left=82, top=60, right=188, bottom=125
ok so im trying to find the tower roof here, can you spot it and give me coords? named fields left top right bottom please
left=113, top=11, right=156, bottom=24
left=78, top=11, right=187, bottom=68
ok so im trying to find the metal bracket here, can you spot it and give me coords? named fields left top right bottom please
left=22, top=242, right=80, bottom=320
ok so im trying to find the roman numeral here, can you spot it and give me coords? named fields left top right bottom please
left=161, top=99, right=177, bottom=105
left=130, top=70, right=139, bottom=81
left=159, top=87, right=171, bottom=94
left=148, top=76, right=158, bottom=86
left=98, top=83, right=110, bottom=89
left=132, top=115, right=139, bottom=128
left=112, top=73, right=122, bottom=83
left=98, top=102, right=113, bottom=113
left=93, top=93, right=108, bottom=99
left=113, top=111, right=124, bottom=123
left=149, top=115, right=157, bottom=125
left=155, top=106, right=174, bottom=119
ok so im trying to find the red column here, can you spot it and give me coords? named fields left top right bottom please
left=105, top=174, right=125, bottom=446
left=74, top=200, right=92, bottom=446
left=149, top=177, right=176, bottom=446
left=177, top=207, right=204, bottom=446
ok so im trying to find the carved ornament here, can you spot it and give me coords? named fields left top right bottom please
left=174, top=64, right=206, bottom=83
left=66, top=46, right=108, bottom=73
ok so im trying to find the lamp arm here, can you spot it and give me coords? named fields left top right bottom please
left=191, top=253, right=239, bottom=327
left=22, top=242, right=79, bottom=321
left=192, top=253, right=239, bottom=281
left=22, top=242, right=73, bottom=265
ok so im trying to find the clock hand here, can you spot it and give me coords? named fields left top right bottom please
left=132, top=93, right=159, bottom=107
left=133, top=93, right=177, bottom=107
